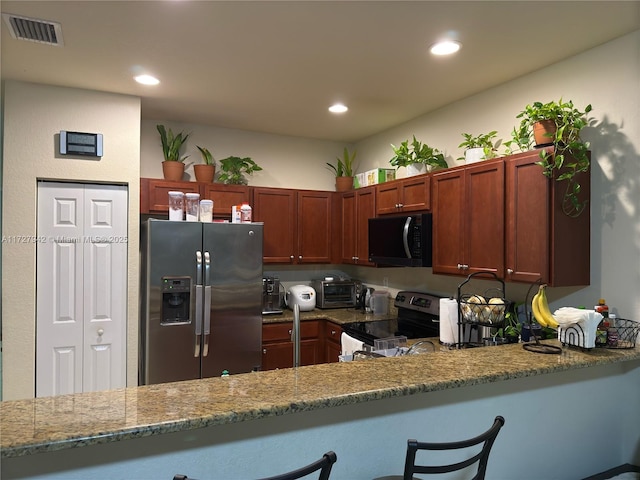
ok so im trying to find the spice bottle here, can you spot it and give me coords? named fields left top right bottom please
left=595, top=298, right=609, bottom=318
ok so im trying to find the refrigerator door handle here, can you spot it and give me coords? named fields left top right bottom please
left=195, top=251, right=203, bottom=357
left=203, top=251, right=211, bottom=357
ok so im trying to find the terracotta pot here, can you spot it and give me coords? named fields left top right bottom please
left=335, top=176, right=354, bottom=192
left=194, top=164, right=215, bottom=183
left=162, top=161, right=185, bottom=181
left=533, top=120, right=557, bottom=147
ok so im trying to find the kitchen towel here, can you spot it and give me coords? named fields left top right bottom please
left=341, top=332, right=364, bottom=356
left=439, top=297, right=459, bottom=346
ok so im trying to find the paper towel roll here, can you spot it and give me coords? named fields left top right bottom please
left=439, top=298, right=459, bottom=346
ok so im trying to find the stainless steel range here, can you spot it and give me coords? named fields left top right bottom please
left=342, top=290, right=442, bottom=346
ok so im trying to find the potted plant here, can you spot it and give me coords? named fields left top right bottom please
left=157, top=124, right=190, bottom=181
left=390, top=136, right=447, bottom=176
left=217, top=156, right=262, bottom=185
left=457, top=131, right=501, bottom=164
left=326, top=147, right=357, bottom=192
left=496, top=305, right=521, bottom=343
left=194, top=146, right=216, bottom=183
left=515, top=99, right=593, bottom=217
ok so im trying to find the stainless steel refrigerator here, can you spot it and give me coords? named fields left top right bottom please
left=140, top=218, right=263, bottom=385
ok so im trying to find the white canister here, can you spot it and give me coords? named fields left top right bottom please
left=185, top=193, right=200, bottom=221
left=199, top=199, right=213, bottom=222
left=168, top=191, right=184, bottom=221
left=240, top=202, right=252, bottom=223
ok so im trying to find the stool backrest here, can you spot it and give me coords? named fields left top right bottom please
left=258, top=451, right=338, bottom=480
left=404, top=416, right=505, bottom=480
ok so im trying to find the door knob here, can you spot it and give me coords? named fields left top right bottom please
left=507, top=268, right=514, bottom=274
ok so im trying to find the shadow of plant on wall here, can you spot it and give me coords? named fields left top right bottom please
left=586, top=116, right=640, bottom=229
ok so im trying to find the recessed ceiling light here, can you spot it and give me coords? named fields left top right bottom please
left=329, top=103, right=348, bottom=114
left=430, top=41, right=461, bottom=56
left=135, top=74, right=160, bottom=85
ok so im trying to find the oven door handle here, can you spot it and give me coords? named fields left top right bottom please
left=402, top=216, right=412, bottom=259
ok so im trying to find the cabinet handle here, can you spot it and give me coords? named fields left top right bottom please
left=288, top=329, right=292, bottom=335
left=331, top=330, right=336, bottom=335
left=398, top=203, right=404, bottom=208
left=507, top=268, right=514, bottom=274
left=457, top=263, right=463, bottom=270
left=290, top=255, right=294, bottom=260
left=97, top=328, right=104, bottom=336
left=263, top=349, right=267, bottom=355
left=464, top=264, right=469, bottom=270
left=298, top=255, right=302, bottom=260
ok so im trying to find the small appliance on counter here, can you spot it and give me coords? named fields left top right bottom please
left=285, top=285, right=316, bottom=312
left=262, top=276, right=283, bottom=315
left=311, top=277, right=357, bottom=309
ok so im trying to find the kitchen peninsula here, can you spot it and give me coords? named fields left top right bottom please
left=2, top=332, right=639, bottom=480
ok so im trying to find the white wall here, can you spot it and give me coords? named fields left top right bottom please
left=139, top=119, right=351, bottom=190
left=345, top=30, right=640, bottom=317
left=1, top=81, right=141, bottom=400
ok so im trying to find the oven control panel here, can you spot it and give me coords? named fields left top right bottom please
left=394, top=291, right=441, bottom=316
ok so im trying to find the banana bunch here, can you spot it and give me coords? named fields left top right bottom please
left=531, top=284, right=559, bottom=328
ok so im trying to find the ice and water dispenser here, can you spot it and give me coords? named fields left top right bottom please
left=161, top=276, right=191, bottom=324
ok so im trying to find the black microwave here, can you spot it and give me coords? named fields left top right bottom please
left=368, top=213, right=433, bottom=267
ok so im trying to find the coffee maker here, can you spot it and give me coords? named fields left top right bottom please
left=262, top=276, right=283, bottom=314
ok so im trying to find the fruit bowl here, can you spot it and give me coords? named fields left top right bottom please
left=459, top=293, right=508, bottom=327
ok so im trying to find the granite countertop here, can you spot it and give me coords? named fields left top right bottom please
left=261, top=306, right=397, bottom=325
left=2, top=333, right=639, bottom=458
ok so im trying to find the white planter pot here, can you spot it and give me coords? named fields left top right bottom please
left=406, top=163, right=426, bottom=176
left=465, top=147, right=485, bottom=164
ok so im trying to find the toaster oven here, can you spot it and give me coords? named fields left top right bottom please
left=311, top=279, right=357, bottom=309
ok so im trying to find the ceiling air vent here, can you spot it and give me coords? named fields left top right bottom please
left=2, top=13, right=64, bottom=46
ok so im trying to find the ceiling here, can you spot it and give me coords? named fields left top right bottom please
left=1, top=1, right=639, bottom=143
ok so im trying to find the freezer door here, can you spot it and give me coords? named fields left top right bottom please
left=141, top=219, right=203, bottom=385
left=202, top=222, right=264, bottom=377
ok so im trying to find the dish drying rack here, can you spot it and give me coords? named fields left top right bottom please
left=560, top=317, right=640, bottom=351
left=456, top=271, right=508, bottom=348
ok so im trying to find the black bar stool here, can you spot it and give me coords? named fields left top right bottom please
left=374, top=415, right=505, bottom=480
left=173, top=450, right=337, bottom=480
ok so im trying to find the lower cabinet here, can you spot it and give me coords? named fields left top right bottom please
left=262, top=321, right=321, bottom=370
left=324, top=321, right=343, bottom=364
left=261, top=320, right=344, bottom=370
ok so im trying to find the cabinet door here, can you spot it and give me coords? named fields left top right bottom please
left=399, top=175, right=431, bottom=212
left=324, top=321, right=343, bottom=363
left=142, top=179, right=200, bottom=214
left=253, top=188, right=297, bottom=263
left=340, top=191, right=358, bottom=263
left=465, top=160, right=504, bottom=276
left=201, top=184, right=251, bottom=218
left=376, top=176, right=430, bottom=215
left=297, top=190, right=332, bottom=263
left=376, top=182, right=401, bottom=215
left=505, top=153, right=550, bottom=283
left=432, top=169, right=466, bottom=275
left=355, top=188, right=376, bottom=265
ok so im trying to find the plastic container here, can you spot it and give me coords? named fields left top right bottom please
left=595, top=298, right=609, bottom=318
left=240, top=202, right=252, bottom=223
left=606, top=314, right=619, bottom=347
left=370, top=290, right=389, bottom=315
left=185, top=193, right=200, bottom=221
left=199, top=199, right=213, bottom=222
left=168, top=191, right=184, bottom=221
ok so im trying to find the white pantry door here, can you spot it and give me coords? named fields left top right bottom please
left=36, top=182, right=128, bottom=397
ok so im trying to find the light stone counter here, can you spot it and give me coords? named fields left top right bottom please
left=2, top=334, right=639, bottom=459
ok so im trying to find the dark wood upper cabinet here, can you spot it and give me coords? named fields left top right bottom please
left=253, top=187, right=332, bottom=264
left=140, top=178, right=251, bottom=219
left=432, top=160, right=505, bottom=277
left=376, top=175, right=430, bottom=215
left=505, top=149, right=590, bottom=286
left=340, top=187, right=375, bottom=265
